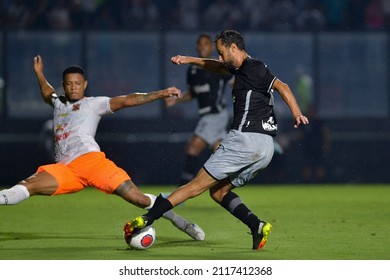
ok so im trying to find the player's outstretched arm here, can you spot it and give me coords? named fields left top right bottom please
left=33, top=55, right=55, bottom=105
left=171, top=55, right=230, bottom=75
left=110, top=87, right=182, bottom=112
left=273, top=79, right=309, bottom=128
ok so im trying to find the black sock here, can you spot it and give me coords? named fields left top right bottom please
left=220, top=191, right=260, bottom=233
left=145, top=194, right=173, bottom=225
left=179, top=154, right=198, bottom=186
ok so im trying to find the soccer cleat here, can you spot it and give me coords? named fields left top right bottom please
left=181, top=223, right=206, bottom=241
left=123, top=216, right=147, bottom=238
left=252, top=221, right=272, bottom=250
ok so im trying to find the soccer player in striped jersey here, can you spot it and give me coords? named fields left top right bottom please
left=125, top=30, right=309, bottom=250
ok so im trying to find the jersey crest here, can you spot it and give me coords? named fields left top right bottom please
left=262, top=117, right=277, bottom=132
left=72, top=104, right=81, bottom=111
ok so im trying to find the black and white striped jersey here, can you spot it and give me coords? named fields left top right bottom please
left=229, top=57, right=277, bottom=136
left=187, top=65, right=231, bottom=116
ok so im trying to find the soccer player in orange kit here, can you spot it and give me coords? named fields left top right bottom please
left=0, top=55, right=205, bottom=241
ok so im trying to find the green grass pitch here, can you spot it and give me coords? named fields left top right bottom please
left=0, top=185, right=389, bottom=260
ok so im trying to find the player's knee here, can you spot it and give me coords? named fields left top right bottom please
left=209, top=188, right=226, bottom=203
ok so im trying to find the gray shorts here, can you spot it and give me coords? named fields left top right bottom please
left=203, top=130, right=274, bottom=187
left=194, top=109, right=228, bottom=146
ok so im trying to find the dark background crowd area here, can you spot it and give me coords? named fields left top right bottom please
left=0, top=0, right=388, bottom=32
left=0, top=0, right=389, bottom=185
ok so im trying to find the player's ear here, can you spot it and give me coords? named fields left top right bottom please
left=83, top=80, right=88, bottom=90
left=230, top=43, right=238, bottom=53
left=62, top=81, right=65, bottom=90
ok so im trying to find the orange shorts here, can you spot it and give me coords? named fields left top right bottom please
left=37, top=152, right=131, bottom=195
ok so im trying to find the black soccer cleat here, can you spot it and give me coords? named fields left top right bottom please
left=252, top=221, right=272, bottom=250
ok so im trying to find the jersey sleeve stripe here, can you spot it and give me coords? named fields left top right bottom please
left=267, top=77, right=277, bottom=93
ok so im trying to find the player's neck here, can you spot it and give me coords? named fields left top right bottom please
left=67, top=97, right=84, bottom=103
left=235, top=52, right=249, bottom=69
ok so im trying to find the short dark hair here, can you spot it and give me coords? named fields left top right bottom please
left=62, top=65, right=86, bottom=81
left=215, top=30, right=246, bottom=51
left=196, top=33, right=212, bottom=44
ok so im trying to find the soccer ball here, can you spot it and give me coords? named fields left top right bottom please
left=124, top=226, right=156, bottom=250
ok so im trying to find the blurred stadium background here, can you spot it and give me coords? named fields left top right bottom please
left=0, top=0, right=389, bottom=186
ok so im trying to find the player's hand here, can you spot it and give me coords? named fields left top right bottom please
left=164, top=97, right=177, bottom=108
left=294, top=115, right=309, bottom=128
left=162, top=87, right=182, bottom=99
left=33, top=55, right=44, bottom=74
left=171, top=55, right=190, bottom=65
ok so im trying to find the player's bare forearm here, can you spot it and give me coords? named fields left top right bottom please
left=33, top=55, right=55, bottom=104
left=132, top=91, right=165, bottom=105
left=273, top=79, right=309, bottom=128
left=171, top=55, right=229, bottom=75
left=115, top=91, right=164, bottom=109
left=110, top=87, right=181, bottom=112
left=35, top=72, right=55, bottom=99
left=276, top=81, right=302, bottom=117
